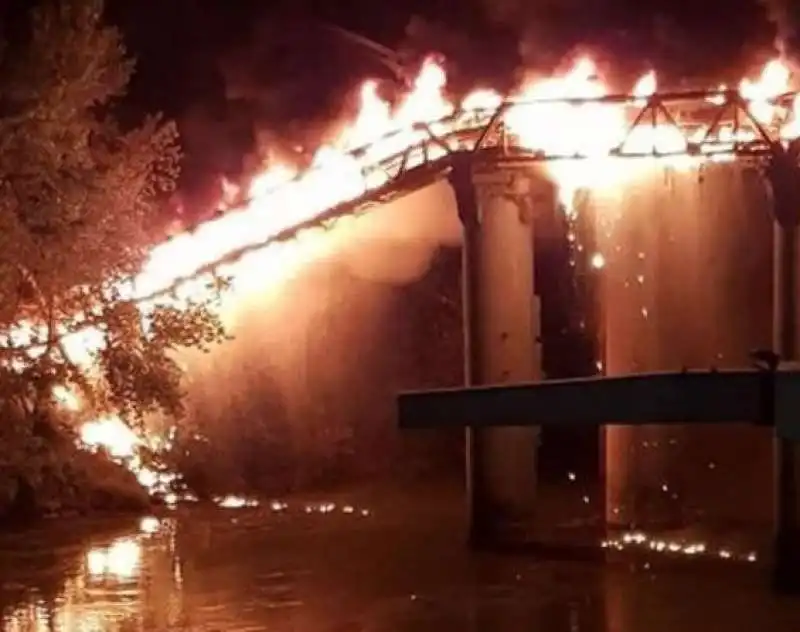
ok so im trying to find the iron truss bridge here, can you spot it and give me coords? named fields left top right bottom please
left=148, top=89, right=800, bottom=303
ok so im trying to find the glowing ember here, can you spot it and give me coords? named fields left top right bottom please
left=1, top=54, right=796, bottom=492
left=590, top=253, right=606, bottom=269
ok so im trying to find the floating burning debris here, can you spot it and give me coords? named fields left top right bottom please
left=213, top=496, right=371, bottom=516
left=300, top=502, right=370, bottom=516
left=216, top=495, right=260, bottom=509
left=602, top=531, right=759, bottom=564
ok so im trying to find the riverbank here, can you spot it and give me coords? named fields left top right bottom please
left=0, top=434, right=150, bottom=526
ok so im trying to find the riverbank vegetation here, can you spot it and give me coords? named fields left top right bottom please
left=0, top=0, right=226, bottom=522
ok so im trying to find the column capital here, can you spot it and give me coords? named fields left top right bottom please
left=471, top=168, right=536, bottom=225
left=471, top=168, right=533, bottom=197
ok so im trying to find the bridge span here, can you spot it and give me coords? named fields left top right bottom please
left=142, top=88, right=800, bottom=589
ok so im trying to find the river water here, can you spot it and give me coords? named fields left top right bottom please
left=1, top=484, right=799, bottom=632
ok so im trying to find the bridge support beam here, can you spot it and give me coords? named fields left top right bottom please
left=449, top=158, right=545, bottom=548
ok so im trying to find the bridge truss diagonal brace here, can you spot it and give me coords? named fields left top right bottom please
left=397, top=367, right=800, bottom=440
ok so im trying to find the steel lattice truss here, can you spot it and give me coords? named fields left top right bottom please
left=147, top=89, right=800, bottom=303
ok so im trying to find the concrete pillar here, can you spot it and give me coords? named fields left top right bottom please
left=767, top=142, right=800, bottom=593
left=450, top=157, right=544, bottom=547
left=772, top=222, right=800, bottom=592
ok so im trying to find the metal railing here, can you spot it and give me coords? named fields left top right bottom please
left=146, top=89, right=798, bottom=303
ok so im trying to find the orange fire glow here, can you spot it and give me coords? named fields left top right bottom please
left=2, top=54, right=797, bottom=490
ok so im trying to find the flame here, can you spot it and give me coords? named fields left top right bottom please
left=1, top=55, right=797, bottom=491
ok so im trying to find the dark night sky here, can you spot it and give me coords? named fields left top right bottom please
left=103, top=0, right=784, bottom=219
left=7, top=0, right=790, bottom=219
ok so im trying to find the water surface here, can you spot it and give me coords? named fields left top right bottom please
left=1, top=485, right=798, bottom=631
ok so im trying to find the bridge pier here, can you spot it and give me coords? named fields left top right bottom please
left=449, top=158, right=547, bottom=548
left=768, top=142, right=800, bottom=593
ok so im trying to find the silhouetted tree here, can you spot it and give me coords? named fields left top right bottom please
left=0, top=0, right=227, bottom=515
left=0, top=0, right=226, bottom=425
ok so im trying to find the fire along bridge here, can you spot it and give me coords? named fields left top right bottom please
left=152, top=87, right=800, bottom=592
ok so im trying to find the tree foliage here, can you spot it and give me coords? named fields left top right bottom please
left=0, top=0, right=227, bottom=426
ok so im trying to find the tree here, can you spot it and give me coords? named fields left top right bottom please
left=0, top=0, right=226, bottom=429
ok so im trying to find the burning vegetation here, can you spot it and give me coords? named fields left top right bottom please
left=0, top=0, right=227, bottom=519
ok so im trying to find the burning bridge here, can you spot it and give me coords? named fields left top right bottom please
left=21, top=58, right=800, bottom=591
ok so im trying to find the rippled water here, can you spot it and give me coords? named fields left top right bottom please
left=1, top=485, right=799, bottom=632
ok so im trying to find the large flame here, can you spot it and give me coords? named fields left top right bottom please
left=3, top=55, right=798, bottom=493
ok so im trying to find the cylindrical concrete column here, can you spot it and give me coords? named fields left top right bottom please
left=772, top=221, right=800, bottom=592
left=767, top=143, right=800, bottom=593
left=451, top=159, right=546, bottom=547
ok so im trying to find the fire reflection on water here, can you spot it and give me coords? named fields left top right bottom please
left=85, top=537, right=141, bottom=579
left=0, top=499, right=789, bottom=632
left=2, top=516, right=174, bottom=631
left=0, top=503, right=374, bottom=631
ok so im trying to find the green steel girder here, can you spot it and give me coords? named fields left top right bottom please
left=398, top=362, right=800, bottom=440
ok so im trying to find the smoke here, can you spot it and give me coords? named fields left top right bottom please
left=463, top=0, right=784, bottom=81
left=341, top=181, right=462, bottom=285
left=759, top=0, right=800, bottom=65
left=210, top=15, right=465, bottom=288
left=399, top=16, right=519, bottom=92
left=174, top=183, right=465, bottom=491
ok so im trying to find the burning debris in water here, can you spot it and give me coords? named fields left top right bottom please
left=213, top=495, right=372, bottom=516
left=602, top=531, right=759, bottom=564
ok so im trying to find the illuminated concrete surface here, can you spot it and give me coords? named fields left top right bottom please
left=582, top=163, right=774, bottom=528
